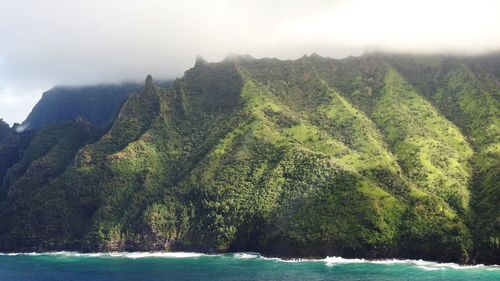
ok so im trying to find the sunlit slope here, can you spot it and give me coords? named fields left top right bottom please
left=387, top=54, right=500, bottom=263
left=372, top=69, right=473, bottom=213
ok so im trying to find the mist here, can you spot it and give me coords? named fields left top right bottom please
left=1, top=0, right=499, bottom=125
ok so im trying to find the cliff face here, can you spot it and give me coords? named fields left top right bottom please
left=0, top=120, right=10, bottom=141
left=0, top=120, right=16, bottom=187
left=0, top=121, right=36, bottom=190
left=22, top=83, right=143, bottom=130
left=0, top=53, right=498, bottom=264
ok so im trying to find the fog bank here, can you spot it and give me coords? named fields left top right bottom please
left=1, top=0, right=499, bottom=124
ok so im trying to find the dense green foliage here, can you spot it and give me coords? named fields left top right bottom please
left=386, top=54, right=500, bottom=263
left=0, top=120, right=18, bottom=187
left=0, top=122, right=35, bottom=190
left=0, top=53, right=498, bottom=264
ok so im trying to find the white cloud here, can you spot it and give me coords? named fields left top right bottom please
left=0, top=89, right=41, bottom=126
left=281, top=0, right=500, bottom=53
left=0, top=0, right=499, bottom=125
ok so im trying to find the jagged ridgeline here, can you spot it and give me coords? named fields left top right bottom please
left=23, top=84, right=143, bottom=130
left=0, top=53, right=498, bottom=264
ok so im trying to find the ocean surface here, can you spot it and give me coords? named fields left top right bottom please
left=0, top=252, right=499, bottom=281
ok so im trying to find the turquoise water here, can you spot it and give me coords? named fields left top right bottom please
left=0, top=252, right=499, bottom=281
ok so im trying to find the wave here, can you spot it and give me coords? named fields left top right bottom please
left=232, top=252, right=260, bottom=259
left=324, top=257, right=497, bottom=270
left=230, top=253, right=499, bottom=271
left=1, top=251, right=498, bottom=271
left=0, top=251, right=204, bottom=259
left=0, top=252, right=43, bottom=256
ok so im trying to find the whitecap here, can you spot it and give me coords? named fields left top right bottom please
left=232, top=252, right=260, bottom=259
left=95, top=252, right=205, bottom=259
left=321, top=257, right=498, bottom=271
left=0, top=251, right=204, bottom=259
left=1, top=251, right=499, bottom=271
left=0, top=252, right=43, bottom=256
left=324, top=256, right=366, bottom=265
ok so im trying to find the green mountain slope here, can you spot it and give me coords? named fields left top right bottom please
left=0, top=53, right=498, bottom=264
left=386, top=54, right=500, bottom=263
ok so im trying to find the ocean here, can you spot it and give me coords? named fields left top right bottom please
left=0, top=252, right=498, bottom=281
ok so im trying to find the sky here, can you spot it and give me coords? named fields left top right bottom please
left=1, top=0, right=500, bottom=125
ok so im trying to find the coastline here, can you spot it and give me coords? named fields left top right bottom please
left=1, top=250, right=498, bottom=269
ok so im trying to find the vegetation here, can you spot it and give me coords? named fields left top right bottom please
left=0, top=53, right=498, bottom=264
left=0, top=122, right=35, bottom=191
left=22, top=83, right=154, bottom=130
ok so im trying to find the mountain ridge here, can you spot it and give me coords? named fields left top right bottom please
left=0, top=52, right=498, bottom=264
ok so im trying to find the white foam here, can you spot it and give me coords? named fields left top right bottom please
left=107, top=252, right=205, bottom=259
left=0, top=251, right=498, bottom=271
left=321, top=256, right=499, bottom=271
left=232, top=252, right=259, bottom=259
left=234, top=253, right=317, bottom=263
left=0, top=251, right=204, bottom=259
left=324, top=256, right=366, bottom=265
left=233, top=254, right=499, bottom=270
left=0, top=252, right=43, bottom=256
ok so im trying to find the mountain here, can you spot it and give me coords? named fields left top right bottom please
left=0, top=120, right=17, bottom=186
left=0, top=82, right=156, bottom=192
left=0, top=120, right=35, bottom=189
left=0, top=119, right=10, bottom=141
left=22, top=81, right=174, bottom=130
left=22, top=84, right=136, bottom=130
left=0, top=53, right=498, bottom=264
